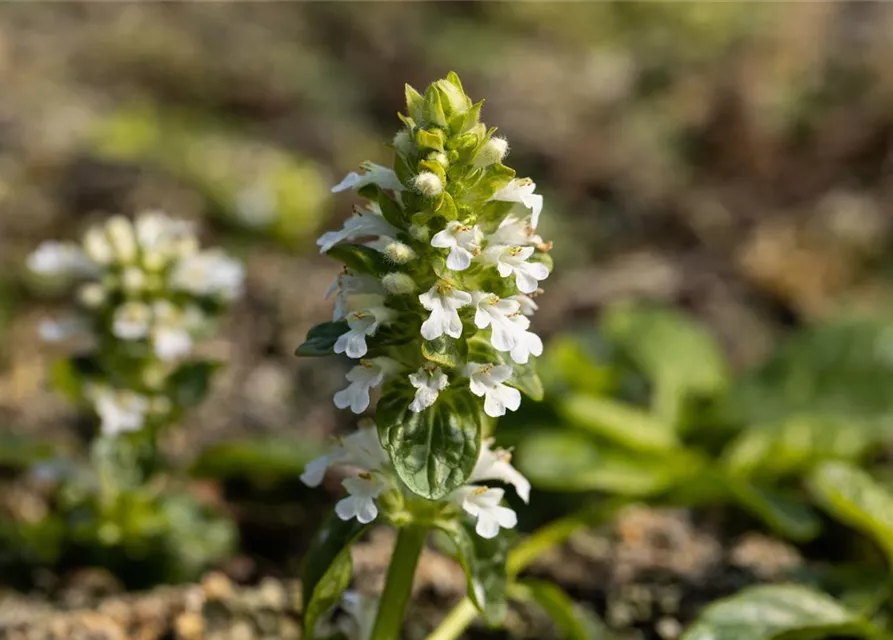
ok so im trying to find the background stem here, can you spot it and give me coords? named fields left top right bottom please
left=371, top=524, right=427, bottom=640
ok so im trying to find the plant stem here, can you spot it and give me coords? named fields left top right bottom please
left=426, top=499, right=626, bottom=640
left=371, top=524, right=428, bottom=640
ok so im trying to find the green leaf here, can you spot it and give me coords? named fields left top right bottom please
left=515, top=430, right=693, bottom=496
left=167, top=361, right=220, bottom=407
left=681, top=584, right=879, bottom=640
left=0, top=432, right=53, bottom=469
left=423, top=84, right=447, bottom=127
left=190, top=437, right=323, bottom=480
left=435, top=76, right=472, bottom=117
left=603, top=304, right=728, bottom=426
left=405, top=83, right=425, bottom=122
left=50, top=355, right=101, bottom=404
left=559, top=394, right=678, bottom=453
left=295, top=321, right=348, bottom=357
left=421, top=335, right=466, bottom=370
left=723, top=475, right=821, bottom=542
left=416, top=128, right=445, bottom=152
left=325, top=244, right=391, bottom=277
left=302, top=515, right=370, bottom=638
left=808, top=462, right=893, bottom=566
left=357, top=185, right=405, bottom=228
left=475, top=163, right=516, bottom=202
left=506, top=357, right=544, bottom=402
left=436, top=517, right=513, bottom=626
left=458, top=100, right=484, bottom=135
left=511, top=580, right=596, bottom=640
left=436, top=192, right=459, bottom=221
left=376, top=383, right=483, bottom=500
left=722, top=415, right=880, bottom=481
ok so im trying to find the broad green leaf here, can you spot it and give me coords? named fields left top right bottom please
left=421, top=335, right=466, bottom=370
left=190, top=438, right=323, bottom=480
left=559, top=394, right=678, bottom=453
left=719, top=318, right=893, bottom=428
left=325, top=244, right=391, bottom=277
left=416, top=128, right=445, bottom=152
left=603, top=304, right=728, bottom=425
left=722, top=415, right=880, bottom=481
left=723, top=475, right=821, bottom=542
left=515, top=430, right=693, bottom=496
left=506, top=357, right=544, bottom=402
left=302, top=515, right=370, bottom=638
left=436, top=517, right=513, bottom=626
left=295, top=321, right=348, bottom=357
left=808, top=462, right=893, bottom=566
left=167, top=361, right=220, bottom=407
left=511, top=580, right=593, bottom=640
left=376, top=383, right=483, bottom=500
left=682, top=584, right=879, bottom=640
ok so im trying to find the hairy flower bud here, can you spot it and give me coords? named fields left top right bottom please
left=381, top=272, right=416, bottom=295
left=392, top=129, right=413, bottom=156
left=475, top=136, right=509, bottom=167
left=412, top=171, right=443, bottom=198
left=382, top=241, right=417, bottom=264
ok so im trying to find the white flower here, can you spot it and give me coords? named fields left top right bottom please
left=317, top=209, right=398, bottom=254
left=490, top=178, right=543, bottom=229
left=466, top=362, right=521, bottom=418
left=472, top=292, right=521, bottom=352
left=82, top=227, right=114, bottom=265
left=484, top=245, right=549, bottom=294
left=341, top=424, right=389, bottom=470
left=332, top=162, right=405, bottom=193
left=94, top=389, right=150, bottom=437
left=412, top=171, right=443, bottom=198
left=105, top=215, right=139, bottom=264
left=475, top=136, right=509, bottom=167
left=153, top=326, right=193, bottom=361
left=511, top=293, right=539, bottom=317
left=334, top=298, right=395, bottom=359
left=77, top=282, right=107, bottom=309
left=430, top=222, right=483, bottom=271
left=472, top=439, right=530, bottom=503
left=300, top=452, right=338, bottom=487
left=27, top=242, right=95, bottom=278
left=170, top=249, right=244, bottom=301
left=419, top=283, right=472, bottom=340
left=409, top=365, right=449, bottom=413
left=487, top=215, right=543, bottom=247
left=337, top=591, right=378, bottom=640
left=112, top=302, right=152, bottom=340
left=335, top=473, right=388, bottom=524
left=38, top=317, right=87, bottom=343
left=506, top=314, right=543, bottom=365
left=457, top=486, right=518, bottom=539
left=327, top=273, right=383, bottom=321
left=334, top=358, right=398, bottom=414
left=136, top=211, right=196, bottom=267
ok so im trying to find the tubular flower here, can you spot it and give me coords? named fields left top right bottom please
left=297, top=73, right=549, bottom=544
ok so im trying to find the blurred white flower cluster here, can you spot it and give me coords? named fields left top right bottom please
left=28, top=211, right=244, bottom=436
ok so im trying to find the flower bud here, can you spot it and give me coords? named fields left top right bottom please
left=83, top=227, right=114, bottom=265
left=428, top=151, right=450, bottom=169
left=412, top=171, right=443, bottom=198
left=121, top=266, right=146, bottom=294
left=105, top=216, right=138, bottom=264
left=409, top=224, right=430, bottom=243
left=381, top=272, right=416, bottom=295
left=382, top=241, right=417, bottom=264
left=393, top=129, right=413, bottom=156
left=475, top=136, right=508, bottom=167
left=77, top=282, right=106, bottom=309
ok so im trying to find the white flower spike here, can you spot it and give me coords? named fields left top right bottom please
left=408, top=365, right=450, bottom=413
left=419, top=283, right=472, bottom=340
left=466, top=362, right=521, bottom=418
left=430, top=221, right=483, bottom=271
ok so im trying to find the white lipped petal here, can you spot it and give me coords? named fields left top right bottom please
left=511, top=294, right=539, bottom=317
left=419, top=283, right=472, bottom=340
left=152, top=325, right=193, bottom=361
left=485, top=246, right=549, bottom=294
left=506, top=315, right=543, bottom=365
left=317, top=209, right=398, bottom=254
left=112, top=302, right=152, bottom=340
left=490, top=178, right=543, bottom=229
left=487, top=215, right=543, bottom=248
left=341, top=424, right=389, bottom=471
left=472, top=439, right=531, bottom=503
left=335, top=473, right=388, bottom=524
left=327, top=274, right=384, bottom=322
left=466, top=362, right=522, bottom=418
left=408, top=365, right=449, bottom=413
left=472, top=292, right=521, bottom=352
left=93, top=388, right=150, bottom=437
left=331, top=163, right=405, bottom=194
left=27, top=241, right=97, bottom=279
left=334, top=358, right=397, bottom=414
left=457, top=486, right=518, bottom=539
left=170, top=249, right=244, bottom=301
left=334, top=299, right=395, bottom=359
left=431, top=222, right=483, bottom=272
left=300, top=452, right=337, bottom=487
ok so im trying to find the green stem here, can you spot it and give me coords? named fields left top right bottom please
left=371, top=524, right=428, bottom=640
left=426, top=599, right=477, bottom=640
